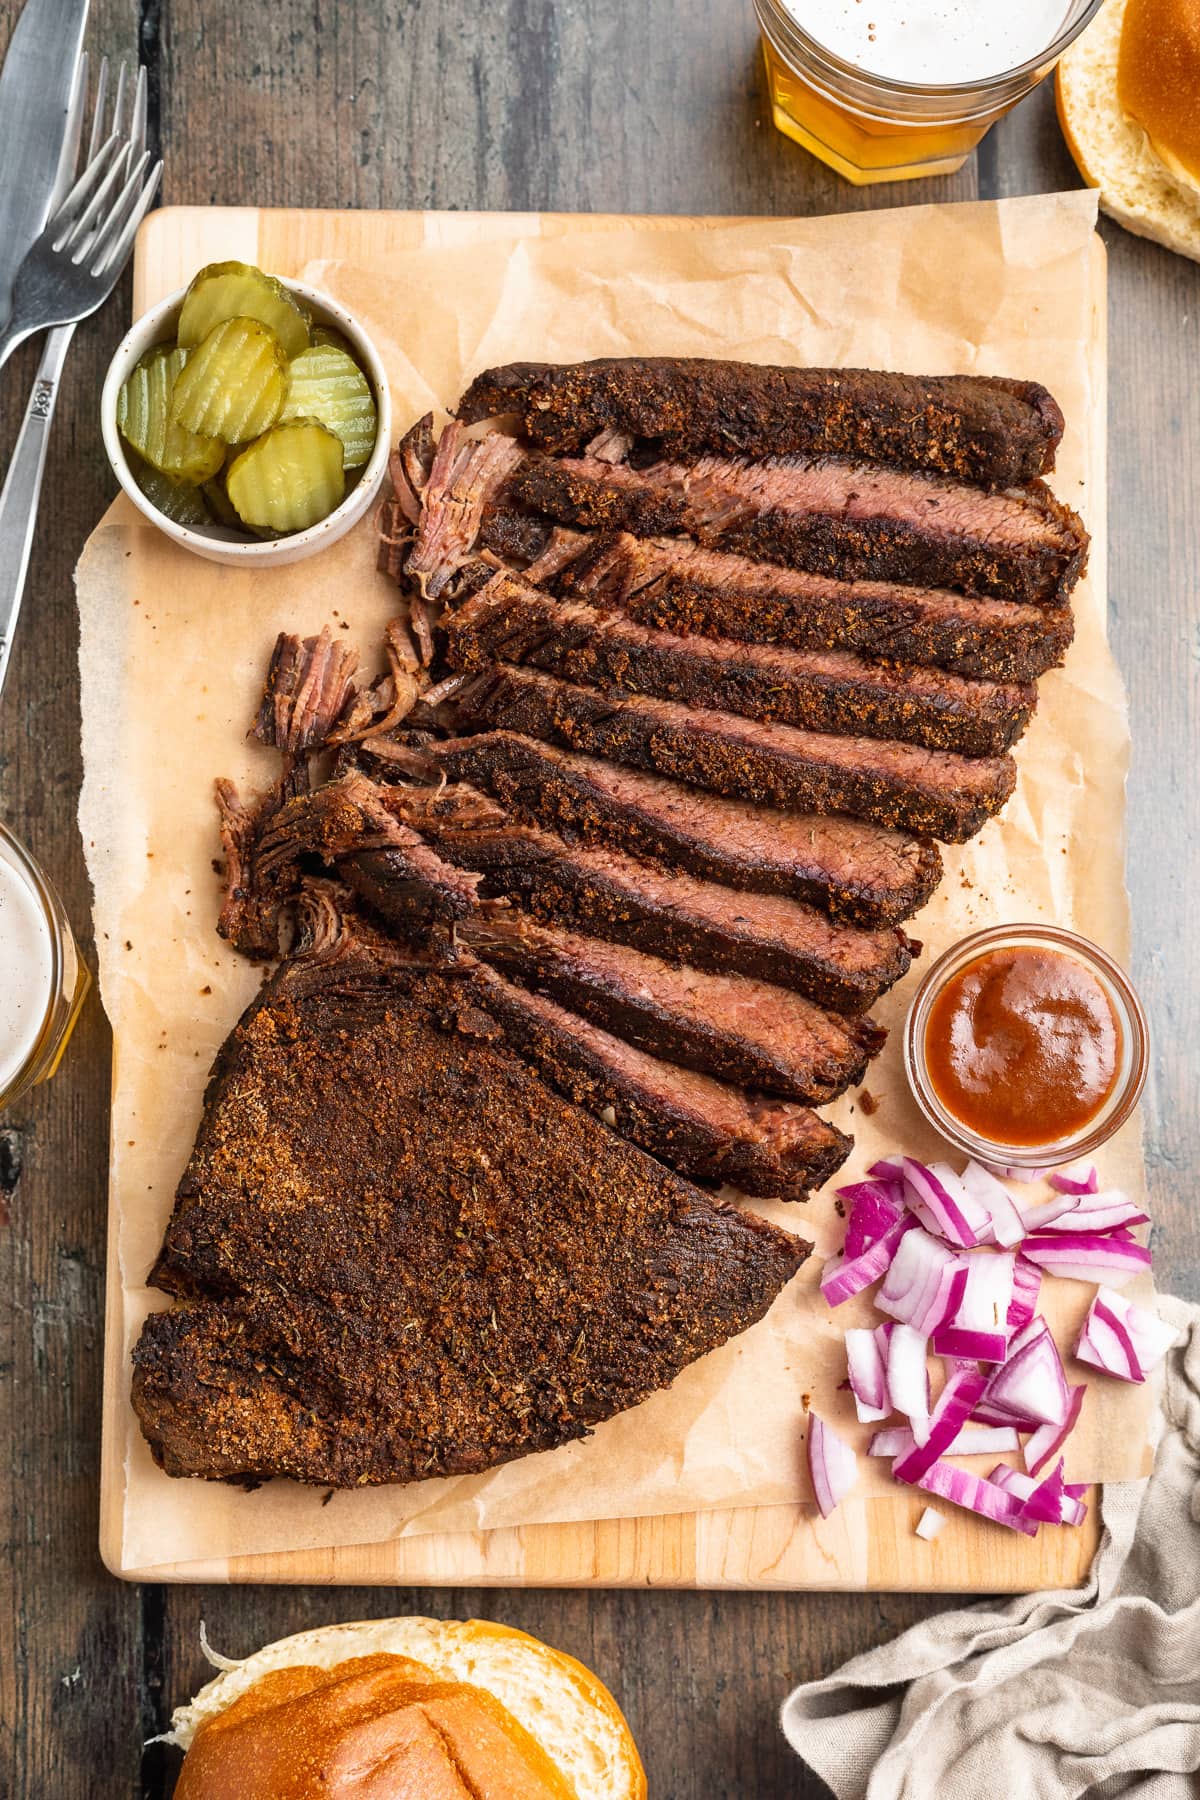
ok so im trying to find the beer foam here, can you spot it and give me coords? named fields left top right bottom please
left=0, top=842, right=53, bottom=1094
left=782, top=0, right=1070, bottom=84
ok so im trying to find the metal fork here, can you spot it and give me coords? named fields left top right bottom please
left=0, top=56, right=162, bottom=704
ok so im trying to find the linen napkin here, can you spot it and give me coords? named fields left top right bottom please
left=781, top=1295, right=1200, bottom=1799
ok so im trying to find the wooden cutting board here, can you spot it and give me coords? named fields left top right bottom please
left=100, top=204, right=1103, bottom=1589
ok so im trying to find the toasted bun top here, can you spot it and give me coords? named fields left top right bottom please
left=169, top=1618, right=646, bottom=1800
left=1117, top=0, right=1200, bottom=198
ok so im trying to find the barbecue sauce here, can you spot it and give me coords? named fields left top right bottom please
left=924, top=946, right=1121, bottom=1148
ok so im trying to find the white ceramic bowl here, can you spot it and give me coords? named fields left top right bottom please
left=100, top=277, right=392, bottom=567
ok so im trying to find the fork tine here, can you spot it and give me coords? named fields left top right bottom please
left=92, top=159, right=162, bottom=284
left=86, top=150, right=152, bottom=276
left=110, top=60, right=129, bottom=141
left=51, top=130, right=121, bottom=244
left=86, top=57, right=110, bottom=167
left=65, top=139, right=133, bottom=257
left=119, top=67, right=148, bottom=184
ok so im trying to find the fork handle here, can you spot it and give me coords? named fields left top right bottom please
left=0, top=322, right=75, bottom=707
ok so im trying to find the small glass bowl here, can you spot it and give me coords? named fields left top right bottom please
left=0, top=824, right=90, bottom=1112
left=904, top=923, right=1148, bottom=1170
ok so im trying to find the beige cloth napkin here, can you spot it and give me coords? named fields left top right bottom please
left=781, top=1296, right=1200, bottom=1799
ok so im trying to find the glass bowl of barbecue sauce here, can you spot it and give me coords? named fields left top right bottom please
left=904, top=924, right=1148, bottom=1169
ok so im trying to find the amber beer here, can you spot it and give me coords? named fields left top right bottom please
left=754, top=0, right=1106, bottom=184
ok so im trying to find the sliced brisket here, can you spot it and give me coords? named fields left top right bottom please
left=461, top=914, right=884, bottom=1104
left=442, top=570, right=1036, bottom=756
left=133, top=942, right=808, bottom=1487
left=505, top=450, right=1087, bottom=607
left=430, top=731, right=941, bottom=926
left=456, top=358, right=1065, bottom=486
left=415, top=807, right=914, bottom=1014
left=452, top=665, right=1017, bottom=842
left=463, top=960, right=851, bottom=1198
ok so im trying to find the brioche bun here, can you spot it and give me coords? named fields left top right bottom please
left=167, top=1617, right=646, bottom=1800
left=1057, top=0, right=1200, bottom=262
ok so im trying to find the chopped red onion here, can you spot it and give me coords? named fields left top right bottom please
left=1029, top=1198, right=1150, bottom=1235
left=839, top=1180, right=905, bottom=1260
left=1007, top=1254, right=1043, bottom=1333
left=1075, top=1287, right=1176, bottom=1383
left=892, top=1369, right=987, bottom=1483
left=1049, top=1162, right=1100, bottom=1195
left=981, top=1322, right=1069, bottom=1427
left=989, top=1459, right=1088, bottom=1527
left=914, top=1459, right=1038, bottom=1534
left=1024, top=1384, right=1086, bottom=1476
left=820, top=1213, right=917, bottom=1307
left=961, top=1161, right=1026, bottom=1247
left=901, top=1157, right=979, bottom=1247
left=915, top=1507, right=946, bottom=1541
left=1017, top=1192, right=1082, bottom=1233
left=877, top=1228, right=968, bottom=1334
left=807, top=1413, right=858, bottom=1518
left=887, top=1323, right=932, bottom=1443
left=845, top=1326, right=891, bottom=1421
left=1020, top=1235, right=1152, bottom=1287
left=931, top=1250, right=1015, bottom=1363
left=870, top=1421, right=1019, bottom=1459
left=929, top=1159, right=993, bottom=1242
left=867, top=1157, right=904, bottom=1182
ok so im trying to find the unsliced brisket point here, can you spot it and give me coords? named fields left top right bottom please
left=505, top=451, right=1086, bottom=607
left=133, top=946, right=808, bottom=1487
left=455, top=358, right=1065, bottom=487
left=413, top=805, right=914, bottom=1014
left=464, top=960, right=850, bottom=1199
left=430, top=732, right=941, bottom=926
left=442, top=570, right=1036, bottom=756
left=460, top=914, right=884, bottom=1105
left=452, top=666, right=1016, bottom=843
left=481, top=514, right=1075, bottom=683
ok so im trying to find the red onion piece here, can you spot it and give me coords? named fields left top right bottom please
left=807, top=1413, right=858, bottom=1518
left=877, top=1228, right=968, bottom=1334
left=892, top=1369, right=987, bottom=1483
left=870, top=1421, right=1019, bottom=1459
left=845, top=1326, right=891, bottom=1421
left=915, top=1507, right=946, bottom=1541
left=914, top=1459, right=1038, bottom=1534
left=961, top=1161, right=1025, bottom=1247
left=989, top=1459, right=1087, bottom=1526
left=1020, top=1235, right=1152, bottom=1287
left=1024, top=1384, right=1086, bottom=1476
left=1017, top=1192, right=1082, bottom=1232
left=887, top=1323, right=932, bottom=1442
left=820, top=1214, right=917, bottom=1307
left=1007, top=1254, right=1043, bottom=1333
left=982, top=1323, right=1069, bottom=1427
left=839, top=1181, right=905, bottom=1261
left=1074, top=1289, right=1156, bottom=1383
left=931, top=1250, right=1015, bottom=1364
left=901, top=1157, right=979, bottom=1247
left=867, top=1157, right=904, bottom=1181
left=1049, top=1162, right=1100, bottom=1195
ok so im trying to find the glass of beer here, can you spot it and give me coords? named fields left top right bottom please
left=754, top=0, right=1106, bottom=184
left=0, top=824, right=90, bottom=1112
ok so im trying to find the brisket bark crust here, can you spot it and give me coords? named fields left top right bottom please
left=429, top=731, right=941, bottom=926
left=456, top=358, right=1065, bottom=487
left=505, top=451, right=1087, bottom=607
left=452, top=665, right=1017, bottom=843
left=442, top=571, right=1036, bottom=756
left=133, top=951, right=808, bottom=1487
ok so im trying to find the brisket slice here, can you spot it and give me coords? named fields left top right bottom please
left=442, top=570, right=1036, bottom=756
left=463, top=960, right=850, bottom=1199
left=481, top=514, right=1075, bottom=683
left=453, top=665, right=1016, bottom=843
left=416, top=808, right=914, bottom=1014
left=460, top=914, right=884, bottom=1104
left=455, top=358, right=1065, bottom=487
left=505, top=451, right=1087, bottom=607
left=133, top=947, right=807, bottom=1487
left=430, top=731, right=941, bottom=926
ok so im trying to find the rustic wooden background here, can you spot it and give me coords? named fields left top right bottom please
left=0, top=3, right=1196, bottom=1795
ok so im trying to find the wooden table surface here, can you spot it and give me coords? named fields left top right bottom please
left=0, top=4, right=1195, bottom=1795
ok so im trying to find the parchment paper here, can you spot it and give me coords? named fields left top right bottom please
left=79, top=192, right=1158, bottom=1575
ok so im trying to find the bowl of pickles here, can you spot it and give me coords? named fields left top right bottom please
left=100, top=261, right=392, bottom=566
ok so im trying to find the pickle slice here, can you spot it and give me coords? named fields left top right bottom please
left=126, top=449, right=211, bottom=528
left=310, top=323, right=358, bottom=358
left=280, top=344, right=377, bottom=469
left=117, top=346, right=224, bottom=483
left=225, top=418, right=345, bottom=534
left=177, top=261, right=311, bottom=360
left=169, top=318, right=289, bottom=444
